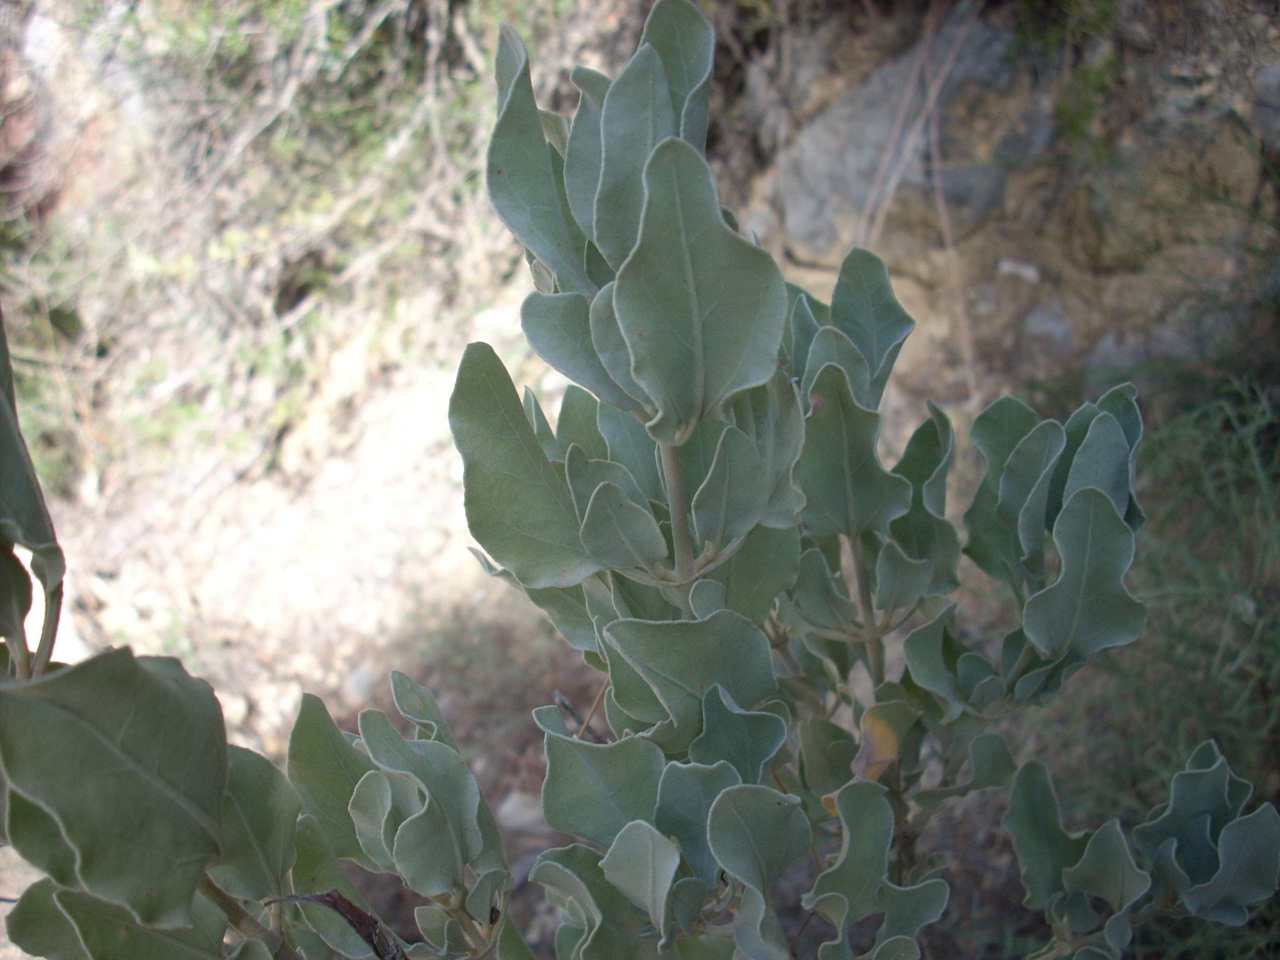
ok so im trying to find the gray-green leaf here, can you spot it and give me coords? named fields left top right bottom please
left=450, top=342, right=603, bottom=588
left=614, top=138, right=786, bottom=444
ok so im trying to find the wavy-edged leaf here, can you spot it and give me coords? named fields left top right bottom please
left=523, top=293, right=642, bottom=412
left=589, top=283, right=651, bottom=412
left=996, top=419, right=1066, bottom=568
left=915, top=732, right=1015, bottom=809
left=558, top=385, right=609, bottom=462
left=605, top=610, right=778, bottom=751
left=873, top=540, right=931, bottom=615
left=1006, top=762, right=1088, bottom=909
left=641, top=0, right=715, bottom=150
left=654, top=760, right=741, bottom=884
left=691, top=425, right=769, bottom=549
left=210, top=745, right=301, bottom=900
left=732, top=371, right=806, bottom=529
left=390, top=670, right=459, bottom=749
left=1181, top=803, right=1280, bottom=925
left=450, top=342, right=603, bottom=588
left=614, top=138, right=787, bottom=444
left=707, top=524, right=800, bottom=623
left=889, top=405, right=959, bottom=596
left=0, top=648, right=225, bottom=927
left=688, top=685, right=786, bottom=784
left=829, top=249, right=915, bottom=409
left=708, top=785, right=811, bottom=960
left=797, top=362, right=911, bottom=539
left=51, top=888, right=225, bottom=960
left=580, top=481, right=670, bottom=571
left=358, top=710, right=483, bottom=873
left=595, top=45, right=677, bottom=269
left=802, top=782, right=947, bottom=960
left=601, top=819, right=681, bottom=936
left=534, top=706, right=665, bottom=848
left=1062, top=412, right=1131, bottom=518
left=488, top=27, right=594, bottom=294
left=6, top=878, right=89, bottom=960
left=1062, top=819, right=1151, bottom=952
left=289, top=815, right=376, bottom=959
left=962, top=396, right=1040, bottom=587
left=565, top=67, right=611, bottom=237
left=598, top=401, right=662, bottom=503
left=1022, top=488, right=1145, bottom=660
left=288, top=692, right=374, bottom=863
left=531, top=844, right=651, bottom=960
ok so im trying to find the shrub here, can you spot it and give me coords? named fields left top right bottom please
left=2, top=3, right=1277, bottom=959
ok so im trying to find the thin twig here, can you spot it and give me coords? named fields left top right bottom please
left=574, top=680, right=609, bottom=740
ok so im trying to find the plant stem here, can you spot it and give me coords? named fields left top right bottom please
left=32, top=582, right=62, bottom=676
left=659, top=442, right=695, bottom=587
left=7, top=617, right=31, bottom=680
left=847, top=537, right=885, bottom=690
left=200, top=875, right=301, bottom=960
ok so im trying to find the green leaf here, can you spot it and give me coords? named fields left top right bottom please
left=604, top=610, right=778, bottom=750
left=797, top=363, right=912, bottom=538
left=889, top=405, right=960, bottom=596
left=532, top=844, right=652, bottom=960
left=691, top=425, right=769, bottom=549
left=709, top=524, right=801, bottom=623
left=228, top=941, right=274, bottom=960
left=641, top=0, right=715, bottom=150
left=595, top=45, right=677, bottom=269
left=0, top=319, right=65, bottom=675
left=565, top=67, right=611, bottom=237
left=450, top=342, right=603, bottom=588
left=290, top=814, right=376, bottom=958
left=901, top=606, right=966, bottom=722
left=787, top=288, right=827, bottom=382
left=1006, top=762, right=1088, bottom=909
left=488, top=26, right=594, bottom=294
left=654, top=760, right=741, bottom=883
left=50, top=888, right=225, bottom=960
left=534, top=707, right=665, bottom=848
left=523, top=293, right=644, bottom=413
left=7, top=789, right=79, bottom=887
left=790, top=547, right=857, bottom=632
left=829, top=249, right=915, bottom=409
left=799, top=325, right=874, bottom=412
left=802, top=782, right=947, bottom=960
left=799, top=717, right=857, bottom=798
left=1095, top=382, right=1145, bottom=528
left=688, top=685, right=786, bottom=784
left=1022, top=488, right=1145, bottom=660
left=523, top=386, right=563, bottom=461
left=873, top=539, right=931, bottom=614
left=287, top=692, right=375, bottom=862
left=390, top=670, right=460, bottom=749
left=358, top=710, right=484, bottom=874
left=614, top=138, right=787, bottom=444
left=1062, top=819, right=1151, bottom=951
left=0, top=648, right=225, bottom=928
left=580, top=481, right=669, bottom=571
left=589, top=283, right=651, bottom=412
left=1061, top=412, right=1131, bottom=518
left=732, top=371, right=806, bottom=528
left=996, top=419, right=1066, bottom=568
left=852, top=700, right=920, bottom=784
left=1181, top=803, right=1280, bottom=925
left=209, top=745, right=301, bottom=900
left=598, top=401, right=663, bottom=502
left=962, top=396, right=1040, bottom=586
left=1133, top=744, right=1254, bottom=886
left=393, top=787, right=467, bottom=897
left=559, top=385, right=609, bottom=462
left=348, top=769, right=409, bottom=873
left=708, top=785, right=811, bottom=960
left=600, top=819, right=681, bottom=935
left=6, top=878, right=89, bottom=960
left=0, top=545, right=32, bottom=671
